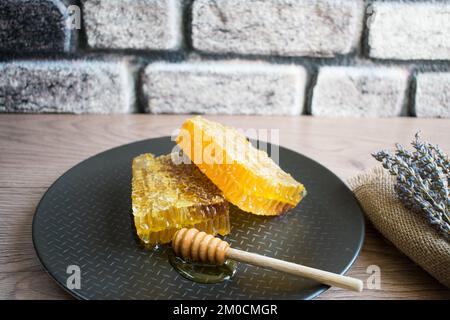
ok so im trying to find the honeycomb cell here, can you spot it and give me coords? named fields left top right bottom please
left=176, top=116, right=306, bottom=215
left=131, top=153, right=230, bottom=246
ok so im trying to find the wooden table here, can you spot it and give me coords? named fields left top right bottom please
left=1, top=114, right=449, bottom=300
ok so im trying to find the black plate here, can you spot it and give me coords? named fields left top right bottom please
left=32, top=136, right=364, bottom=300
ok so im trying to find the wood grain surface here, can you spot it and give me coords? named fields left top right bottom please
left=0, top=114, right=449, bottom=300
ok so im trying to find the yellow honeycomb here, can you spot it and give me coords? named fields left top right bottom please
left=131, top=153, right=230, bottom=246
left=176, top=116, right=306, bottom=216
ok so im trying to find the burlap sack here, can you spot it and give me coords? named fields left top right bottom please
left=348, top=167, right=450, bottom=288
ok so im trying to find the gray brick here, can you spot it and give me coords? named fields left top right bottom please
left=415, top=73, right=450, bottom=118
left=143, top=61, right=307, bottom=115
left=312, top=67, right=409, bottom=117
left=0, top=61, right=135, bottom=114
left=192, top=0, right=364, bottom=57
left=82, top=0, right=183, bottom=50
left=368, top=2, right=450, bottom=60
left=0, top=0, right=73, bottom=52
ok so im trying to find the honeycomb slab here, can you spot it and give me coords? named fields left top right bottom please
left=131, top=153, right=230, bottom=245
left=176, top=116, right=306, bottom=215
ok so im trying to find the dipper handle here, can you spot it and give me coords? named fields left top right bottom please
left=172, top=228, right=363, bottom=292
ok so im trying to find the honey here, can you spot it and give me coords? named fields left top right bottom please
left=176, top=116, right=306, bottom=215
left=131, top=153, right=230, bottom=245
left=168, top=251, right=237, bottom=284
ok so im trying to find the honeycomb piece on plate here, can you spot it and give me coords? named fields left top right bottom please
left=176, top=116, right=306, bottom=216
left=132, top=153, right=230, bottom=246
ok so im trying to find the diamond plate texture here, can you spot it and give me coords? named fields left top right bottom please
left=32, top=137, right=364, bottom=300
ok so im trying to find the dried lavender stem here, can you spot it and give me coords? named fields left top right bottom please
left=373, top=132, right=449, bottom=240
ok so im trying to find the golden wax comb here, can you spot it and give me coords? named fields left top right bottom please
left=176, top=116, right=306, bottom=215
left=131, top=153, right=230, bottom=246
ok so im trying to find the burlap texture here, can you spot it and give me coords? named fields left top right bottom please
left=348, top=167, right=450, bottom=288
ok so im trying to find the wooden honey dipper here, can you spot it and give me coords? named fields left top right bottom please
left=172, top=228, right=363, bottom=292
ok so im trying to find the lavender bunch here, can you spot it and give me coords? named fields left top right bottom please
left=373, top=133, right=449, bottom=240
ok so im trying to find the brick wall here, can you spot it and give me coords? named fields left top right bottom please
left=0, top=0, right=449, bottom=117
